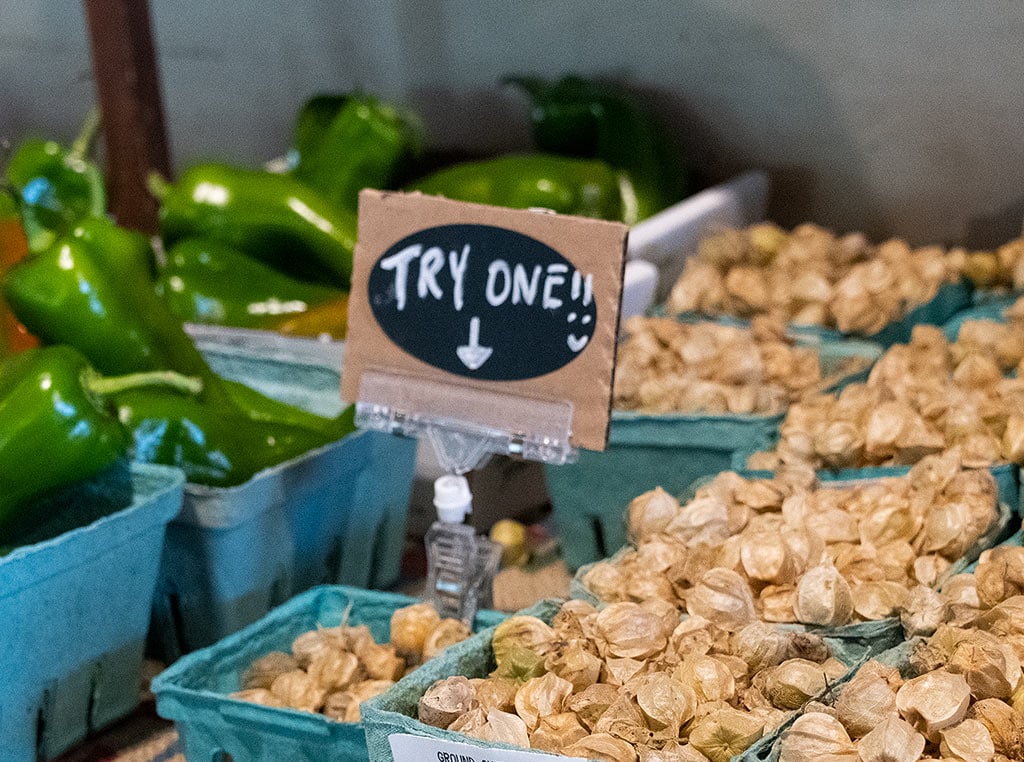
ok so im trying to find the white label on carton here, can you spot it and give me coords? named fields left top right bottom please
left=389, top=732, right=589, bottom=762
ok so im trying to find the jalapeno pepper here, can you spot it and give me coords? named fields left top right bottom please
left=113, top=386, right=348, bottom=487
left=155, top=238, right=344, bottom=330
left=4, top=234, right=165, bottom=374
left=293, top=93, right=424, bottom=212
left=5, top=107, right=106, bottom=252
left=0, top=345, right=199, bottom=540
left=290, top=94, right=351, bottom=168
left=150, top=163, right=357, bottom=287
left=0, top=346, right=127, bottom=536
left=406, top=153, right=632, bottom=222
left=2, top=219, right=354, bottom=443
left=63, top=218, right=235, bottom=391
left=506, top=75, right=689, bottom=220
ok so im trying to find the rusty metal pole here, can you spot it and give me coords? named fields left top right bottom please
left=82, top=0, right=171, bottom=233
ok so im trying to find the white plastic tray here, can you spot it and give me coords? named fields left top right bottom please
left=627, top=170, right=770, bottom=303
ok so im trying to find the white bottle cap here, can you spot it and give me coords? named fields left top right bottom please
left=433, top=474, right=472, bottom=523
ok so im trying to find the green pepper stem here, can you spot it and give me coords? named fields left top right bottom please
left=147, top=171, right=170, bottom=201
left=83, top=369, right=203, bottom=397
left=70, top=106, right=102, bottom=161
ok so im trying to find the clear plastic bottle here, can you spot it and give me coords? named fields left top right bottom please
left=424, top=474, right=483, bottom=622
left=471, top=535, right=502, bottom=612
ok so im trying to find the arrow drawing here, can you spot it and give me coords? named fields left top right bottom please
left=457, top=316, right=493, bottom=370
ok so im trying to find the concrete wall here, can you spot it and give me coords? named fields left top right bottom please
left=1, top=0, right=1022, bottom=246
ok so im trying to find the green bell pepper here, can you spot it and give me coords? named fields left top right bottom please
left=2, top=220, right=353, bottom=443
left=151, top=163, right=357, bottom=287
left=406, top=153, right=632, bottom=222
left=155, top=238, right=343, bottom=330
left=113, top=386, right=348, bottom=487
left=5, top=107, right=106, bottom=253
left=506, top=75, right=689, bottom=220
left=293, top=93, right=423, bottom=212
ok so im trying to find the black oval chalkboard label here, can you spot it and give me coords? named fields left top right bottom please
left=368, top=224, right=597, bottom=381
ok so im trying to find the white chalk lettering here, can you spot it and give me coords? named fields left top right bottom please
left=379, top=244, right=422, bottom=310
left=543, top=263, right=568, bottom=309
left=417, top=246, right=445, bottom=301
left=512, top=264, right=542, bottom=305
left=448, top=245, right=470, bottom=311
left=485, top=259, right=512, bottom=306
left=378, top=237, right=595, bottom=320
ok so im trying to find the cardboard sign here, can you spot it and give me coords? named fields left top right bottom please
left=343, top=190, right=628, bottom=451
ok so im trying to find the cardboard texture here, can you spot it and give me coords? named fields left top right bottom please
left=344, top=190, right=628, bottom=451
